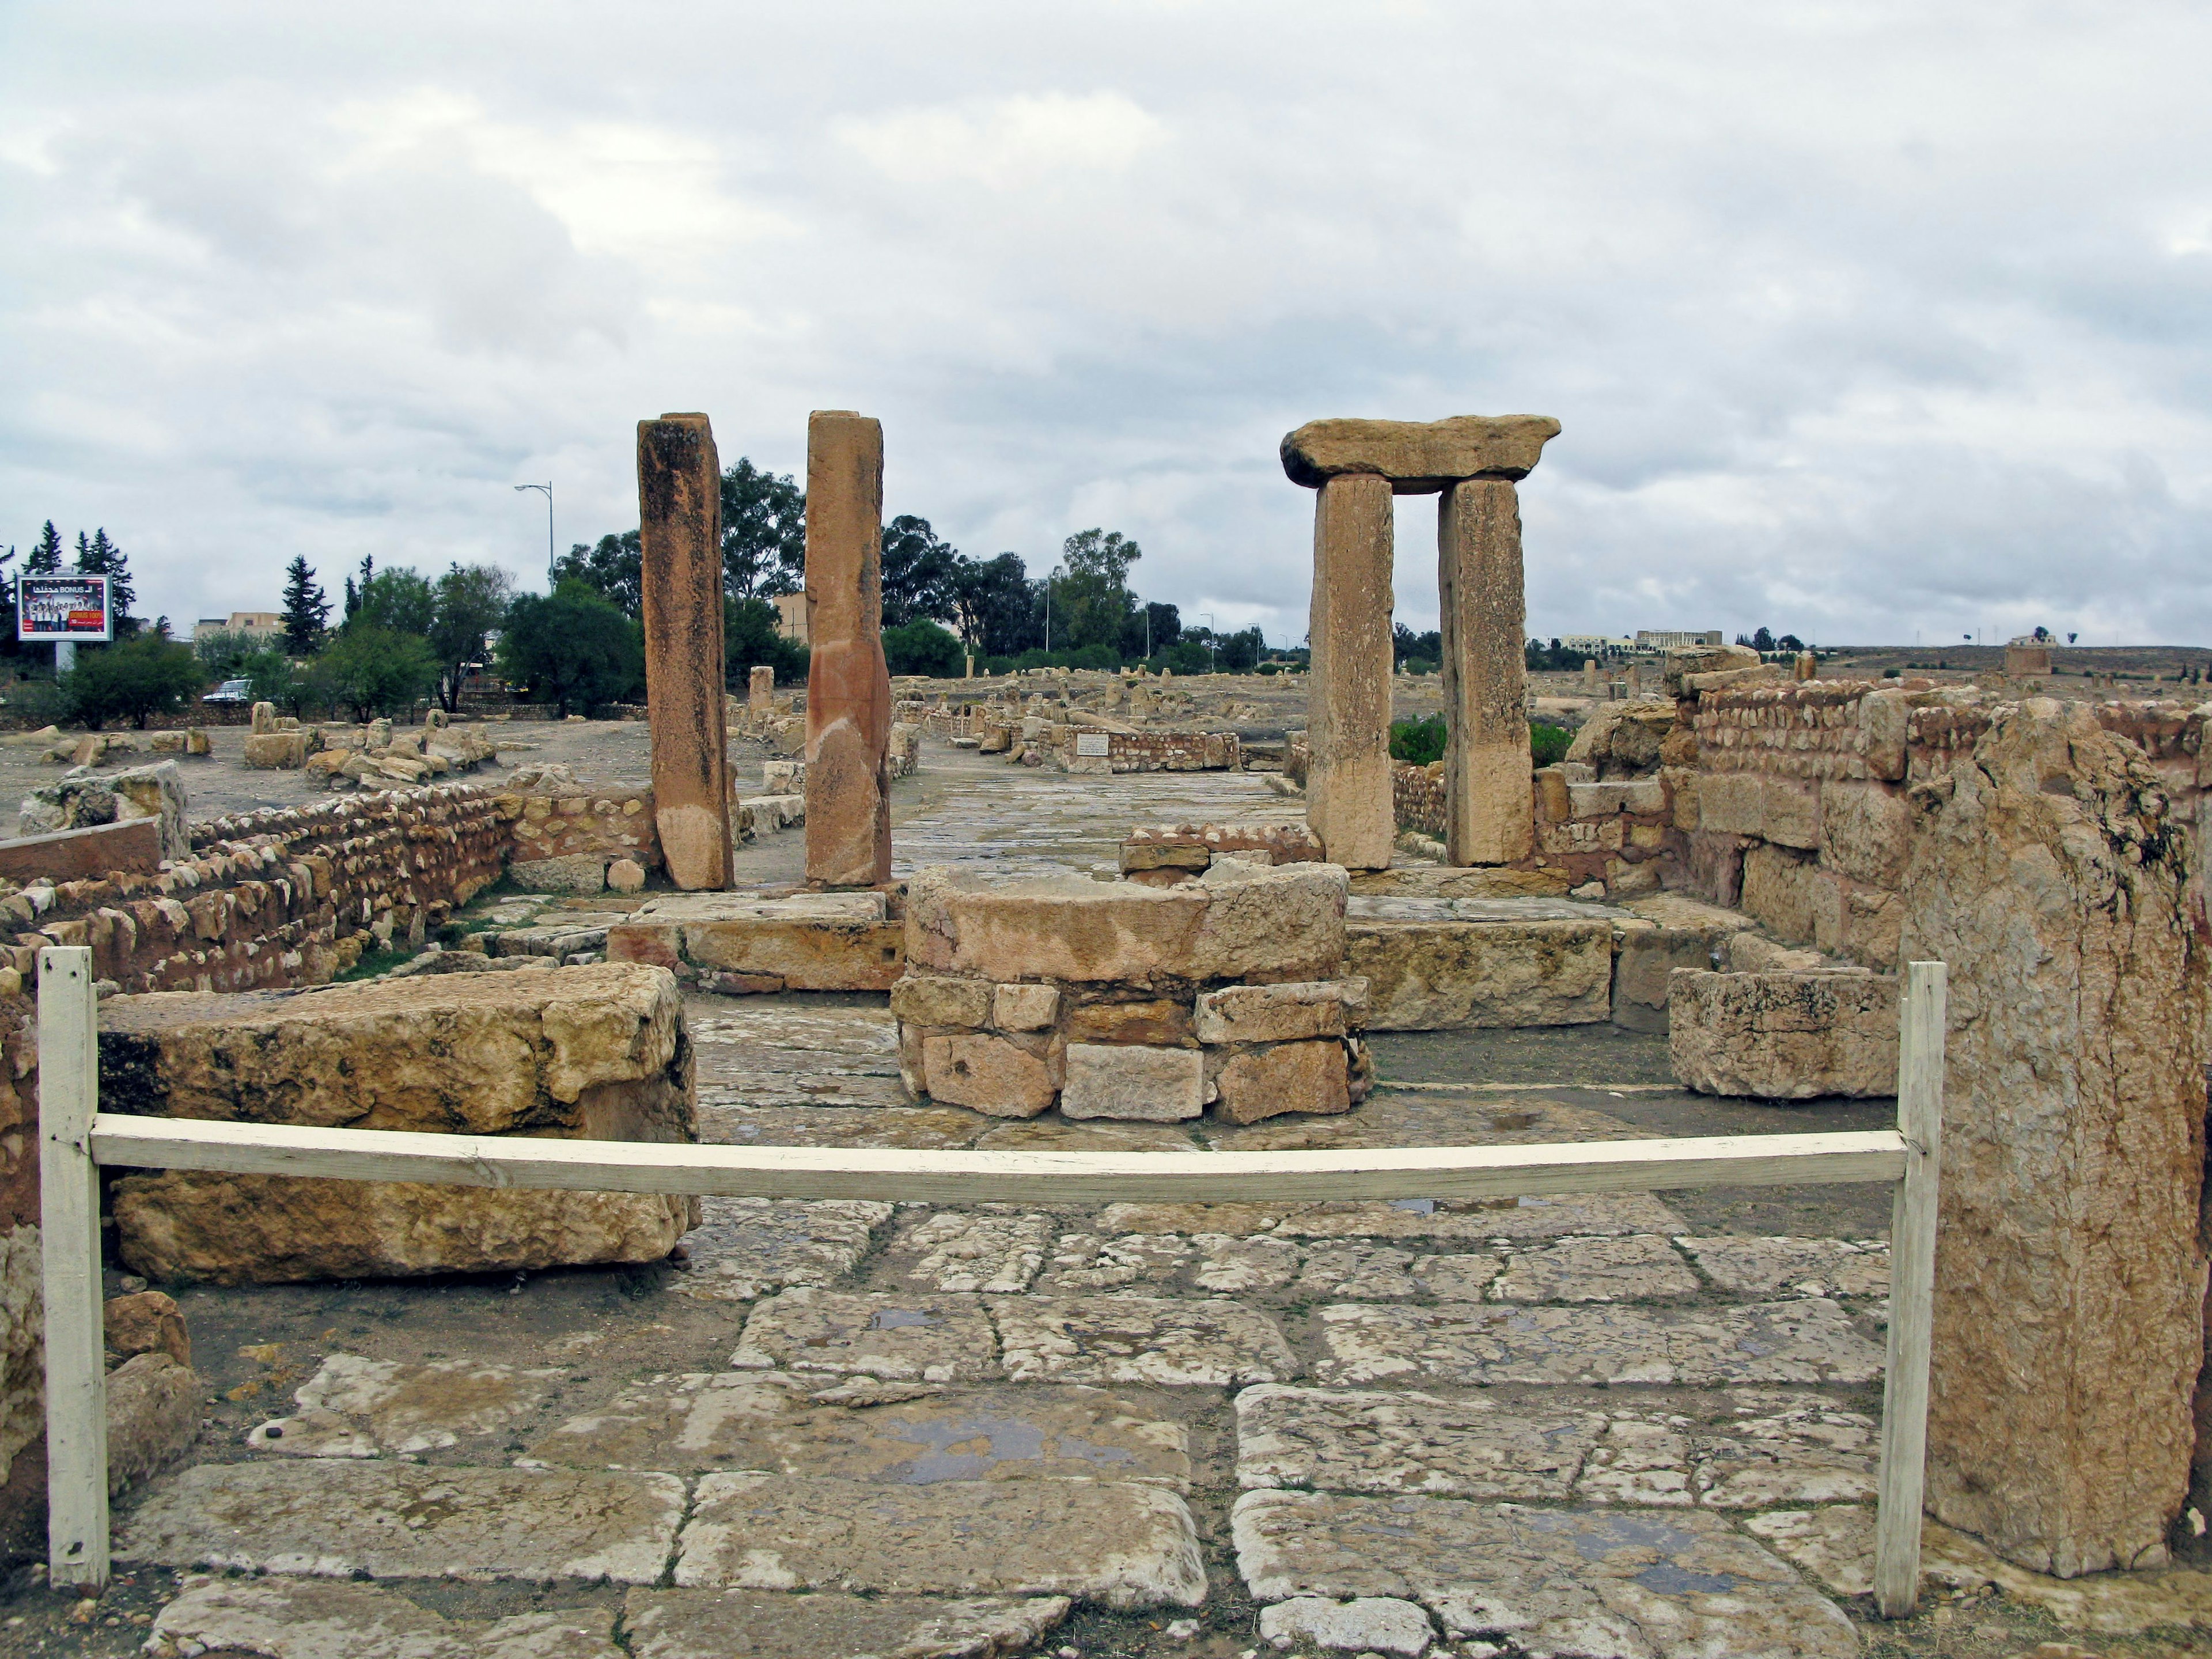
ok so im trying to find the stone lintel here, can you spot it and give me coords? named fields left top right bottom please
left=1281, top=415, right=1561, bottom=492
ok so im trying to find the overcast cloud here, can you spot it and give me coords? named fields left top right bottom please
left=4, top=1, right=2209, bottom=647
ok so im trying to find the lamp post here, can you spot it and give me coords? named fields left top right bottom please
left=513, top=483, right=553, bottom=588
left=1203, top=612, right=1217, bottom=673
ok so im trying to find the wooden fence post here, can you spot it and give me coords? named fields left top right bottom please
left=37, top=946, right=108, bottom=1590
left=1875, top=959, right=1946, bottom=1618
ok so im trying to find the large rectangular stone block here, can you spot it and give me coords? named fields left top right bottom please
left=1060, top=1043, right=1203, bottom=1121
left=1818, top=781, right=1910, bottom=888
left=609, top=892, right=903, bottom=991
left=1305, top=474, right=1395, bottom=870
left=638, top=412, right=733, bottom=890
left=1609, top=892, right=1755, bottom=1032
left=1438, top=478, right=1533, bottom=865
left=1739, top=843, right=1843, bottom=952
left=1665, top=969, right=1896, bottom=1099
left=100, top=964, right=698, bottom=1282
left=804, top=411, right=893, bottom=888
left=1903, top=702, right=2210, bottom=1576
left=1348, top=912, right=1613, bottom=1031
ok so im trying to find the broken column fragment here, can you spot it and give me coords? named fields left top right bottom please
left=804, top=411, right=893, bottom=888
left=638, top=412, right=733, bottom=890
left=1283, top=414, right=1558, bottom=871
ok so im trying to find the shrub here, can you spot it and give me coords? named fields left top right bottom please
left=497, top=582, right=645, bottom=717
left=882, top=619, right=966, bottom=678
left=1529, top=722, right=1573, bottom=766
left=60, top=635, right=205, bottom=730
left=1389, top=714, right=1447, bottom=765
left=308, top=626, right=439, bottom=720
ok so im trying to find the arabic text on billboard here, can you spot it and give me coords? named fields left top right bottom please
left=18, top=576, right=112, bottom=643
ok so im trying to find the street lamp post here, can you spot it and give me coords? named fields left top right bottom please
left=1203, top=612, right=1217, bottom=673
left=513, top=483, right=554, bottom=587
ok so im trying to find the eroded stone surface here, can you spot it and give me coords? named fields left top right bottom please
left=1257, top=1594, right=1435, bottom=1656
left=675, top=1473, right=1206, bottom=1609
left=528, top=1371, right=1188, bottom=1487
left=1095, top=1193, right=1690, bottom=1241
left=1490, top=1235, right=1702, bottom=1303
left=677, top=1198, right=893, bottom=1301
left=994, top=1295, right=1296, bottom=1386
left=883, top=1210, right=1056, bottom=1294
left=1679, top=1236, right=1889, bottom=1300
left=1314, top=1298, right=1883, bottom=1387
left=146, top=1577, right=622, bottom=1659
left=1237, top=1384, right=1602, bottom=1501
left=116, top=1460, right=684, bottom=1582
left=622, top=1588, right=1071, bottom=1659
left=732, top=1288, right=999, bottom=1382
left=1233, top=1490, right=1855, bottom=1658
left=246, top=1353, right=564, bottom=1456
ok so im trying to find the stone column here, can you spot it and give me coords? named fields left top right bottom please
left=1902, top=700, right=2209, bottom=1575
left=637, top=412, right=732, bottom=891
left=1438, top=480, right=1533, bottom=865
left=1305, top=475, right=1396, bottom=870
left=747, top=664, right=774, bottom=712
left=803, top=411, right=893, bottom=888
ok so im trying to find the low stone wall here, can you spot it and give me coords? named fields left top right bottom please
left=501, top=786, right=659, bottom=894
left=1392, top=763, right=1445, bottom=839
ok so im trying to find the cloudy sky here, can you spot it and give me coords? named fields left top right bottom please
left=5, top=2, right=2209, bottom=647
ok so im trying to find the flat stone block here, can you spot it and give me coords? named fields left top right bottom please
left=675, top=1196, right=892, bottom=1301
left=1668, top=969, right=1898, bottom=1099
left=883, top=1208, right=1054, bottom=1293
left=991, top=980, right=1060, bottom=1031
left=1237, top=1384, right=1602, bottom=1502
left=116, top=1460, right=683, bottom=1582
left=241, top=730, right=309, bottom=769
left=530, top=1370, right=1188, bottom=1487
left=889, top=972, right=993, bottom=1029
left=614, top=892, right=903, bottom=990
left=994, top=1294, right=1296, bottom=1386
left=1212, top=1038, right=1351, bottom=1124
left=1062, top=997, right=1195, bottom=1047
left=149, top=1578, right=622, bottom=1659
left=675, top=1473, right=1206, bottom=1608
left=245, top=1351, right=563, bottom=1457
left=1194, top=978, right=1366, bottom=1044
left=1680, top=1236, right=1889, bottom=1300
left=1259, top=1596, right=1435, bottom=1656
left=1231, top=1490, right=1855, bottom=1658
left=1061, top=1041, right=1203, bottom=1120
left=1313, top=1298, right=1884, bottom=1387
left=923, top=1031, right=1056, bottom=1116
left=1349, top=912, right=1613, bottom=1031
left=1098, top=1192, right=1690, bottom=1241
left=1281, top=414, right=1559, bottom=491
left=1490, top=1234, right=1702, bottom=1302
left=622, top=1588, right=1070, bottom=1659
left=732, top=1287, right=999, bottom=1381
left=509, top=850, right=611, bottom=893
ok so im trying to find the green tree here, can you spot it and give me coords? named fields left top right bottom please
left=497, top=581, right=645, bottom=716
left=353, top=565, right=437, bottom=637
left=882, top=619, right=964, bottom=677
left=24, top=522, right=64, bottom=575
left=281, top=556, right=331, bottom=653
left=429, top=562, right=514, bottom=711
left=1052, top=528, right=1142, bottom=656
left=194, top=629, right=262, bottom=678
left=1216, top=626, right=1264, bottom=672
left=881, top=516, right=959, bottom=627
left=73, top=528, right=138, bottom=635
left=724, top=596, right=809, bottom=687
left=308, top=626, right=438, bottom=719
left=721, top=457, right=806, bottom=601
left=949, top=552, right=1036, bottom=657
left=241, top=646, right=315, bottom=717
left=551, top=532, right=642, bottom=617
left=59, top=635, right=202, bottom=729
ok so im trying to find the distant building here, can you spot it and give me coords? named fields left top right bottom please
left=772, top=590, right=809, bottom=645
left=1634, top=629, right=1724, bottom=650
left=191, top=612, right=283, bottom=643
left=1558, top=634, right=1634, bottom=656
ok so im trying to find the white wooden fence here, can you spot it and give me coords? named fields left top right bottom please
left=37, top=946, right=1947, bottom=1618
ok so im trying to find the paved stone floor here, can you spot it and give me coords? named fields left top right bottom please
left=6, top=736, right=2210, bottom=1656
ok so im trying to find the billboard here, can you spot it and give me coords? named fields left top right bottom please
left=18, top=575, right=112, bottom=643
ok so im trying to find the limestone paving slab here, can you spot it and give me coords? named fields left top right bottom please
left=1678, top=1236, right=1890, bottom=1300
left=146, top=1577, right=623, bottom=1659
left=1040, top=1230, right=1196, bottom=1291
left=116, top=1460, right=684, bottom=1582
left=527, top=1370, right=1189, bottom=1487
left=883, top=1208, right=1056, bottom=1293
left=676, top=1196, right=893, bottom=1301
left=621, top=1588, right=1072, bottom=1659
left=1236, top=1384, right=1604, bottom=1501
left=1232, top=1489, right=1857, bottom=1658
left=675, top=1472, right=1207, bottom=1609
left=243, top=1352, right=566, bottom=1457
left=970, top=1118, right=1200, bottom=1154
left=699, top=1101, right=986, bottom=1150
left=1258, top=1595, right=1436, bottom=1656
left=1198, top=1090, right=1647, bottom=1152
left=732, top=1288, right=999, bottom=1381
left=1189, top=1234, right=1305, bottom=1292
left=1490, top=1234, right=1703, bottom=1303
left=1097, top=1192, right=1691, bottom=1241
left=1313, top=1298, right=1883, bottom=1387
left=994, top=1294, right=1297, bottom=1387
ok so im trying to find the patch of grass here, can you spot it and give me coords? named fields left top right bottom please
left=334, top=941, right=416, bottom=983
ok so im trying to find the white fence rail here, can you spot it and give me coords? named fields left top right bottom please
left=38, top=946, right=1948, bottom=1619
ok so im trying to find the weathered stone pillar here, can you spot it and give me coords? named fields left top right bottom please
left=1304, top=475, right=1396, bottom=870
left=747, top=664, right=774, bottom=712
left=637, top=412, right=733, bottom=891
left=1902, top=699, right=2209, bottom=1575
left=803, top=410, right=892, bottom=888
left=1438, top=479, right=1533, bottom=865
left=1283, top=414, right=1559, bottom=871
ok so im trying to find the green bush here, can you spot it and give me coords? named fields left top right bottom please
left=498, top=582, right=644, bottom=716
left=1529, top=722, right=1573, bottom=766
left=1389, top=714, right=1447, bottom=765
left=309, top=626, right=439, bottom=720
left=882, top=619, right=966, bottom=678
left=4, top=678, right=66, bottom=728
left=60, top=636, right=205, bottom=730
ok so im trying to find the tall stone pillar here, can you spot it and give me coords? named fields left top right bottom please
left=1902, top=700, right=2209, bottom=1575
left=748, top=664, right=774, bottom=712
left=637, top=412, right=733, bottom=891
left=1304, top=474, right=1396, bottom=870
left=1438, top=479, right=1534, bottom=865
left=803, top=411, right=893, bottom=888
